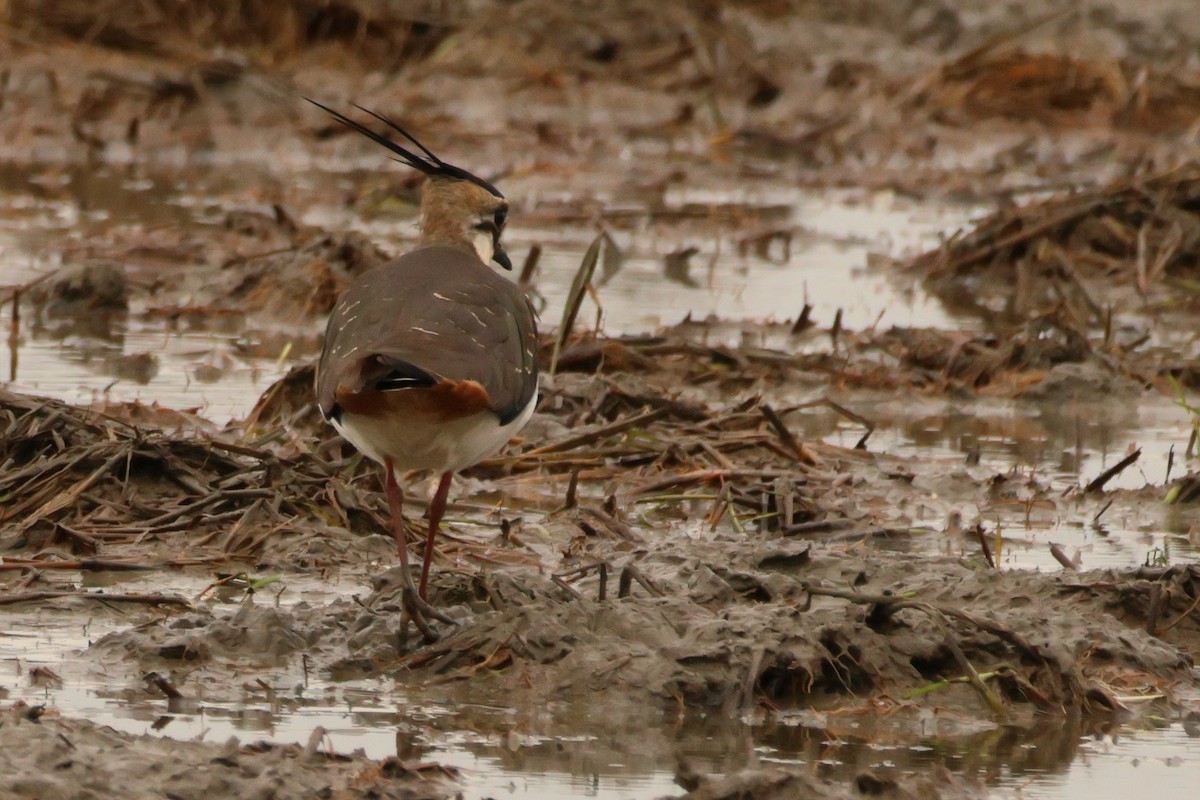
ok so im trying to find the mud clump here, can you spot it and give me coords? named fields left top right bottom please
left=357, top=549, right=1194, bottom=719
left=0, top=703, right=456, bottom=800
left=89, top=602, right=344, bottom=667
left=670, top=762, right=981, bottom=800
left=26, top=261, right=129, bottom=314
left=88, top=538, right=1193, bottom=726
left=224, top=231, right=390, bottom=319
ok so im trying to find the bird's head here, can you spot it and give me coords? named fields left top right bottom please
left=307, top=98, right=512, bottom=270
left=418, top=176, right=510, bottom=269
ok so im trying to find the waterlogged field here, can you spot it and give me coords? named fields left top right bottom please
left=4, top=2, right=1200, bottom=799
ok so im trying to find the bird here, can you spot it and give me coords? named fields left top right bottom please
left=309, top=99, right=539, bottom=639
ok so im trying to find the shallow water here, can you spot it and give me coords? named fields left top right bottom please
left=809, top=391, right=1200, bottom=572
left=519, top=186, right=972, bottom=335
left=1, top=163, right=969, bottom=423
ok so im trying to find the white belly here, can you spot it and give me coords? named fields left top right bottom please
left=333, top=390, right=537, bottom=473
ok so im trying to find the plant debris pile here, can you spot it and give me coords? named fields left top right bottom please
left=916, top=46, right=1200, bottom=132
left=910, top=164, right=1200, bottom=324
left=0, top=387, right=387, bottom=570
left=4, top=0, right=453, bottom=65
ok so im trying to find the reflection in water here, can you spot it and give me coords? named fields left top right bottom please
left=3, top=311, right=283, bottom=423
left=0, top=161, right=306, bottom=421
left=30, top=309, right=126, bottom=344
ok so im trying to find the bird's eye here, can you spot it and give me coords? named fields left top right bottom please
left=494, top=209, right=507, bottom=229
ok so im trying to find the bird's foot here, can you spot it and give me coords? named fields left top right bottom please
left=399, top=583, right=457, bottom=644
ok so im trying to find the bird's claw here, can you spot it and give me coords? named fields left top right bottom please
left=400, top=583, right=457, bottom=644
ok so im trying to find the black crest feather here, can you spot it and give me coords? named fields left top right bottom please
left=305, top=97, right=504, bottom=199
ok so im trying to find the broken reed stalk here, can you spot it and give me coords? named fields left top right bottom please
left=144, top=671, right=184, bottom=699
left=0, top=590, right=190, bottom=607
left=520, top=407, right=668, bottom=457
left=1049, top=543, right=1078, bottom=571
left=550, top=574, right=583, bottom=600
left=303, top=727, right=329, bottom=760
left=901, top=670, right=999, bottom=700
left=7, top=287, right=17, bottom=383
left=760, top=404, right=803, bottom=460
left=0, top=558, right=174, bottom=572
left=830, top=308, right=842, bottom=348
left=584, top=506, right=643, bottom=543
left=1092, top=499, right=1113, bottom=526
left=935, top=616, right=1008, bottom=720
left=1145, top=582, right=1164, bottom=636
left=1157, top=587, right=1200, bottom=634
left=790, top=303, right=814, bottom=335
left=791, top=397, right=875, bottom=450
left=976, top=525, right=996, bottom=569
left=1084, top=448, right=1141, bottom=493
left=563, top=469, right=579, bottom=509
left=518, top=243, right=542, bottom=286
left=550, top=232, right=604, bottom=375
left=616, top=563, right=661, bottom=598
left=739, top=646, right=766, bottom=713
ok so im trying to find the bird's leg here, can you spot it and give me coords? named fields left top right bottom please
left=384, top=459, right=412, bottom=569
left=384, top=459, right=455, bottom=639
left=419, top=471, right=454, bottom=600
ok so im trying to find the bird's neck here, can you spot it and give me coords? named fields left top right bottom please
left=418, top=220, right=471, bottom=248
left=418, top=223, right=492, bottom=263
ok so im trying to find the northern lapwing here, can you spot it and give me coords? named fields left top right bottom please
left=309, top=100, right=538, bottom=636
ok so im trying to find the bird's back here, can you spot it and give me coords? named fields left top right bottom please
left=316, top=244, right=538, bottom=426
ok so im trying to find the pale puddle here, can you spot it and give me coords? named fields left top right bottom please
left=519, top=186, right=970, bottom=335
left=0, top=166, right=965, bottom=423
left=808, top=391, right=1200, bottom=572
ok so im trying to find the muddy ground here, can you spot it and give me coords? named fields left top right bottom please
left=4, top=1, right=1200, bottom=799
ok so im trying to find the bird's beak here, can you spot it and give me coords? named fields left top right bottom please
left=492, top=242, right=512, bottom=270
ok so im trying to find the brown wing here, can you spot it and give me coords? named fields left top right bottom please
left=316, top=244, right=538, bottom=424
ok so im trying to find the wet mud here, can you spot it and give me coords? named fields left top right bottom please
left=4, top=1, right=1200, bottom=799
left=0, top=703, right=457, bottom=800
